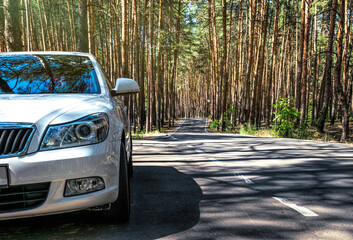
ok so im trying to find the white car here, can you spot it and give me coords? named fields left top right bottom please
left=0, top=52, right=139, bottom=223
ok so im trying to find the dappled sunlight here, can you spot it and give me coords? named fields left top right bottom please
left=131, top=120, right=353, bottom=239
left=1, top=118, right=352, bottom=239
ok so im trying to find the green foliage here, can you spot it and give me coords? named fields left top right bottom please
left=134, top=130, right=146, bottom=135
left=132, top=130, right=146, bottom=139
left=297, top=118, right=311, bottom=139
left=273, top=98, right=300, bottom=137
left=239, top=123, right=257, bottom=135
left=210, top=106, right=237, bottom=132
left=225, top=105, right=237, bottom=116
left=222, top=105, right=237, bottom=132
left=132, top=129, right=163, bottom=139
left=210, top=119, right=221, bottom=131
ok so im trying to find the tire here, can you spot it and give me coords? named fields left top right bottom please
left=104, top=142, right=130, bottom=223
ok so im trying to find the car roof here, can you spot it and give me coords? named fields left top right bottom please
left=0, top=51, right=93, bottom=57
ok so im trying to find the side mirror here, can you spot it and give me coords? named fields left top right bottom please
left=110, top=78, right=140, bottom=96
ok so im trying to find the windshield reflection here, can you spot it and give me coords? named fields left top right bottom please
left=0, top=55, right=100, bottom=94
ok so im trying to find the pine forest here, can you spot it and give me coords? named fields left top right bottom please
left=1, top=0, right=353, bottom=142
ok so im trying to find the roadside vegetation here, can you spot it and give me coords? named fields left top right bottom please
left=210, top=98, right=352, bottom=143
left=132, top=130, right=164, bottom=139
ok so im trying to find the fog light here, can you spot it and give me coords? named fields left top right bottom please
left=65, top=177, right=105, bottom=197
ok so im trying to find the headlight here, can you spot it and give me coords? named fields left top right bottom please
left=40, top=113, right=109, bottom=151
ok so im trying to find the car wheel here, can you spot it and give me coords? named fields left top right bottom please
left=104, top=142, right=130, bottom=223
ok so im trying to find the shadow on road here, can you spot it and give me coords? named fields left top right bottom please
left=0, top=166, right=202, bottom=240
left=136, top=127, right=353, bottom=239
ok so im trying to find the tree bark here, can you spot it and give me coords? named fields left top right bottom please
left=241, top=0, right=256, bottom=123
left=78, top=0, right=89, bottom=52
left=146, top=0, right=155, bottom=132
left=312, top=4, right=318, bottom=122
left=334, top=0, right=349, bottom=141
left=300, top=0, right=311, bottom=122
left=139, top=0, right=148, bottom=131
left=121, top=0, right=129, bottom=77
left=4, top=0, right=22, bottom=51
left=169, top=0, right=181, bottom=128
left=252, top=0, right=269, bottom=126
left=317, top=0, right=338, bottom=133
left=156, top=0, right=163, bottom=131
left=266, top=0, right=280, bottom=127
left=220, top=0, right=228, bottom=131
left=296, top=0, right=306, bottom=113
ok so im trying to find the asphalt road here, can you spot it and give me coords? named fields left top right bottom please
left=1, top=118, right=353, bottom=239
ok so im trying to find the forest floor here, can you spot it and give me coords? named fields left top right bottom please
left=132, top=119, right=183, bottom=139
left=133, top=118, right=353, bottom=145
left=212, top=121, right=353, bottom=145
left=314, top=123, right=353, bottom=143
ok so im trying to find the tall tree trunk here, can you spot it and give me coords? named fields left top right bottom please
left=300, top=0, right=312, bottom=122
left=139, top=0, right=148, bottom=131
left=24, top=0, right=30, bottom=50
left=208, top=0, right=216, bottom=120
left=241, top=0, right=256, bottom=123
left=156, top=0, right=163, bottom=131
left=296, top=0, right=306, bottom=113
left=169, top=0, right=181, bottom=128
left=37, top=0, right=46, bottom=50
left=317, top=0, right=338, bottom=133
left=266, top=0, right=280, bottom=127
left=4, top=0, right=22, bottom=51
left=334, top=0, right=349, bottom=141
left=78, top=0, right=89, bottom=52
left=67, top=0, right=75, bottom=51
left=121, top=0, right=129, bottom=77
left=253, top=0, right=269, bottom=126
left=146, top=0, right=155, bottom=132
left=235, top=0, right=243, bottom=123
left=312, top=4, right=318, bottom=122
left=220, top=0, right=228, bottom=131
left=211, top=0, right=220, bottom=119
left=342, top=2, right=351, bottom=93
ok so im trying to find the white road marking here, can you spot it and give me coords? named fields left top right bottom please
left=237, top=173, right=255, bottom=184
left=209, top=157, right=224, bottom=166
left=273, top=197, right=318, bottom=217
left=143, top=118, right=321, bottom=221
left=172, top=119, right=186, bottom=134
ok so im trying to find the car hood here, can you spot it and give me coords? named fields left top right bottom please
left=0, top=94, right=103, bottom=124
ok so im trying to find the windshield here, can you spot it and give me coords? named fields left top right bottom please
left=0, top=54, right=100, bottom=94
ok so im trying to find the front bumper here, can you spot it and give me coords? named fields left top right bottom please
left=0, top=141, right=120, bottom=220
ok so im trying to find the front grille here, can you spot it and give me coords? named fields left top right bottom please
left=0, top=182, right=50, bottom=213
left=0, top=125, right=35, bottom=157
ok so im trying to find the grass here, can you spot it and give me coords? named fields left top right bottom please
left=132, top=129, right=164, bottom=139
left=132, top=119, right=185, bottom=139
left=208, top=119, right=353, bottom=144
left=239, top=124, right=279, bottom=138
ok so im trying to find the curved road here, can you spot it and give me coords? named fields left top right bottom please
left=1, top=118, right=353, bottom=239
